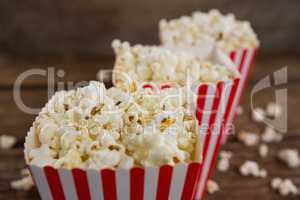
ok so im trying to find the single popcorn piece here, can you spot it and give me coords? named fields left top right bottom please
left=236, top=106, right=243, bottom=115
left=159, top=9, right=259, bottom=52
left=261, top=127, right=283, bottom=143
left=237, top=131, right=259, bottom=146
left=258, top=144, right=269, bottom=158
left=112, top=40, right=238, bottom=91
left=239, top=160, right=267, bottom=178
left=11, top=176, right=34, bottom=191
left=266, top=102, right=282, bottom=118
left=278, top=149, right=300, bottom=168
left=206, top=179, right=220, bottom=194
left=252, top=108, right=265, bottom=122
left=24, top=81, right=199, bottom=169
left=271, top=178, right=299, bottom=196
left=218, top=150, right=232, bottom=172
left=0, top=134, right=16, bottom=149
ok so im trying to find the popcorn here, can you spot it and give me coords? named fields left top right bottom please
left=266, top=102, right=282, bottom=118
left=217, top=150, right=232, bottom=172
left=271, top=178, right=299, bottom=196
left=237, top=131, right=259, bottom=146
left=112, top=40, right=238, bottom=91
left=252, top=108, right=265, bottom=122
left=25, top=81, right=198, bottom=169
left=278, top=149, right=300, bottom=168
left=206, top=179, right=219, bottom=194
left=258, top=144, right=269, bottom=158
left=239, top=160, right=267, bottom=178
left=236, top=106, right=243, bottom=115
left=11, top=176, right=34, bottom=191
left=261, top=127, right=282, bottom=143
left=0, top=134, right=16, bottom=149
left=159, top=9, right=259, bottom=52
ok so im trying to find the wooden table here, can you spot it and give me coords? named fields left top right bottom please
left=0, top=54, right=299, bottom=200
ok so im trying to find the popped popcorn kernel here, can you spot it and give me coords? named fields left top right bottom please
left=239, top=160, right=267, bottom=178
left=159, top=9, right=259, bottom=52
left=278, top=149, right=300, bottom=168
left=207, top=179, right=220, bottom=194
left=238, top=131, right=259, bottom=146
left=271, top=178, right=299, bottom=196
left=258, top=144, right=269, bottom=158
left=25, top=81, right=199, bottom=169
left=0, top=134, right=16, bottom=149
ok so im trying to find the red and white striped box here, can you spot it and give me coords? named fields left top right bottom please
left=26, top=50, right=241, bottom=200
left=220, top=48, right=257, bottom=143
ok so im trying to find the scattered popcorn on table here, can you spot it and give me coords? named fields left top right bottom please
left=112, top=40, right=238, bottom=91
left=218, top=150, right=232, bottom=172
left=239, top=160, right=267, bottom=178
left=24, top=81, right=199, bottom=169
left=238, top=131, right=259, bottom=146
left=278, top=149, right=300, bottom=168
left=258, top=144, right=269, bottom=158
left=207, top=179, right=220, bottom=194
left=236, top=106, right=243, bottom=115
left=159, top=9, right=259, bottom=53
left=261, top=127, right=283, bottom=143
left=266, top=102, right=282, bottom=118
left=252, top=108, right=265, bottom=122
left=0, top=134, right=16, bottom=149
left=271, top=178, right=299, bottom=196
left=11, top=176, right=34, bottom=191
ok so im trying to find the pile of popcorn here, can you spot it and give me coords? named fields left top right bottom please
left=112, top=40, right=238, bottom=91
left=159, top=9, right=259, bottom=52
left=24, top=81, right=198, bottom=169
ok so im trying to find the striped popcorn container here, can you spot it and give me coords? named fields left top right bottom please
left=26, top=51, right=241, bottom=200
left=221, top=47, right=258, bottom=143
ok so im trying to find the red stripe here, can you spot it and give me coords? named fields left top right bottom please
left=202, top=80, right=239, bottom=199
left=156, top=165, right=173, bottom=199
left=235, top=49, right=257, bottom=113
left=181, top=163, right=201, bottom=200
left=44, top=166, right=66, bottom=200
left=195, top=85, right=208, bottom=124
left=196, top=83, right=223, bottom=199
left=130, top=168, right=145, bottom=200
left=201, top=83, right=223, bottom=160
left=238, top=49, right=247, bottom=72
left=229, top=51, right=236, bottom=61
left=142, top=84, right=153, bottom=89
left=101, top=169, right=117, bottom=200
left=72, top=168, right=91, bottom=200
left=160, top=84, right=171, bottom=90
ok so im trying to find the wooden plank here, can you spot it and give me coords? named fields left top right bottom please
left=0, top=0, right=300, bottom=55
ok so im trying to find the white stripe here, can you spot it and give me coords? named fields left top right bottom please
left=30, top=166, right=53, bottom=200
left=194, top=85, right=216, bottom=199
left=228, top=49, right=255, bottom=126
left=143, top=167, right=159, bottom=200
left=87, top=169, right=104, bottom=200
left=198, top=85, right=216, bottom=152
left=234, top=49, right=243, bottom=66
left=196, top=83, right=233, bottom=199
left=58, top=168, right=78, bottom=200
left=116, top=168, right=130, bottom=200
left=168, top=164, right=188, bottom=200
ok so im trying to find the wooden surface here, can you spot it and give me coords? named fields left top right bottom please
left=0, top=54, right=300, bottom=199
left=0, top=0, right=300, bottom=56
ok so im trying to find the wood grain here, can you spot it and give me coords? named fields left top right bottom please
left=0, top=0, right=299, bottom=56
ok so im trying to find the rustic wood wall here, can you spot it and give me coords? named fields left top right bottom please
left=0, top=0, right=299, bottom=56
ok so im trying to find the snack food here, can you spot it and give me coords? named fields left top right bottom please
left=112, top=39, right=239, bottom=92
left=159, top=9, right=259, bottom=53
left=159, top=10, right=259, bottom=144
left=25, top=82, right=199, bottom=169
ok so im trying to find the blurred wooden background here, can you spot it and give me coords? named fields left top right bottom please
left=0, top=0, right=300, bottom=57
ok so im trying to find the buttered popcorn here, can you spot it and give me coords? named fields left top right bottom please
left=25, top=81, right=198, bottom=169
left=112, top=40, right=238, bottom=91
left=159, top=9, right=259, bottom=52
